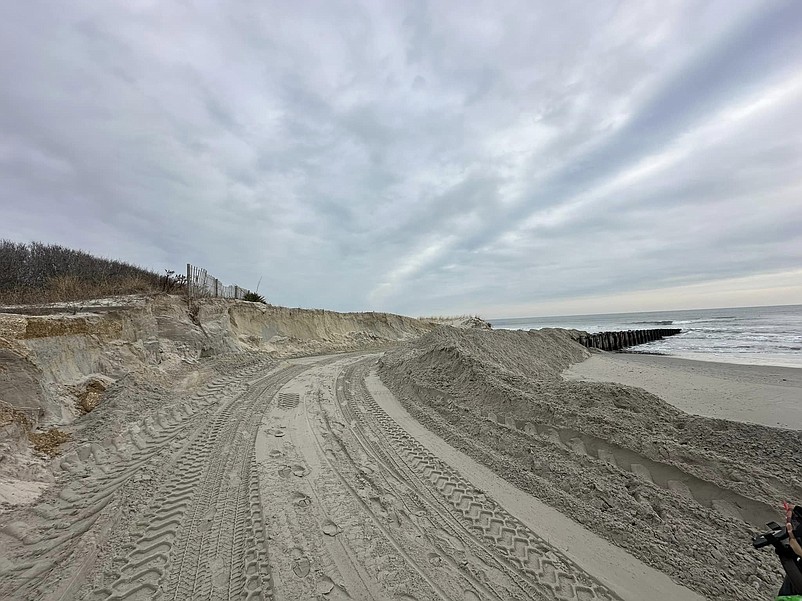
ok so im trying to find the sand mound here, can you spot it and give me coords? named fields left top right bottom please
left=379, top=327, right=802, bottom=599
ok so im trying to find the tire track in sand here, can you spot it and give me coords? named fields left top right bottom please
left=464, top=406, right=776, bottom=527
left=338, top=360, right=618, bottom=601
left=0, top=355, right=276, bottom=601
left=87, top=358, right=327, bottom=601
left=259, top=358, right=521, bottom=600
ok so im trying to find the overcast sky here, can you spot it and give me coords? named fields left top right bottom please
left=2, top=1, right=801, bottom=317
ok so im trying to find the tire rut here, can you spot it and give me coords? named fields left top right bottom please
left=329, top=382, right=517, bottom=599
left=0, top=354, right=301, bottom=601
left=467, top=405, right=776, bottom=527
left=259, top=357, right=522, bottom=600
left=91, top=362, right=311, bottom=601
left=337, top=360, right=619, bottom=601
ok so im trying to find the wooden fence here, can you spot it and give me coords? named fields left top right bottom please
left=186, top=263, right=252, bottom=300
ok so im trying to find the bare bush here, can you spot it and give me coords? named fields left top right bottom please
left=48, top=275, right=85, bottom=300
left=0, top=240, right=182, bottom=305
left=161, top=269, right=186, bottom=293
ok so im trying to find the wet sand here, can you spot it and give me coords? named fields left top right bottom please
left=563, top=352, right=802, bottom=429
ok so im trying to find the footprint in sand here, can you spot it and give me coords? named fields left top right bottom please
left=292, top=491, right=312, bottom=508
left=198, top=508, right=215, bottom=533
left=268, top=449, right=283, bottom=459
left=368, top=496, right=387, bottom=518
left=321, top=519, right=342, bottom=536
left=291, top=464, right=307, bottom=477
left=316, top=575, right=335, bottom=595
left=278, top=465, right=292, bottom=478
left=291, top=548, right=310, bottom=578
left=359, top=462, right=377, bottom=475
left=435, top=529, right=465, bottom=551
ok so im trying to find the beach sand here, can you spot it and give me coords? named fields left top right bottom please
left=379, top=328, right=802, bottom=599
left=563, top=352, right=802, bottom=430
left=3, top=312, right=800, bottom=601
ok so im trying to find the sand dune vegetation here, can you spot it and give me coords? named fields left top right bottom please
left=0, top=241, right=181, bottom=305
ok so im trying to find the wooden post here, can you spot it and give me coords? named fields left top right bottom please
left=186, top=263, right=192, bottom=300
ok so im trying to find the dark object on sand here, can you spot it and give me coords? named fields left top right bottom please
left=753, top=505, right=802, bottom=597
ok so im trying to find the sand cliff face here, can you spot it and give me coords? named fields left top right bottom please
left=0, top=295, right=446, bottom=508
left=0, top=295, right=437, bottom=430
left=0, top=302, right=464, bottom=454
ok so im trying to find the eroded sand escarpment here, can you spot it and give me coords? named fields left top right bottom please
left=0, top=295, right=438, bottom=426
left=0, top=295, right=440, bottom=506
left=378, top=327, right=802, bottom=600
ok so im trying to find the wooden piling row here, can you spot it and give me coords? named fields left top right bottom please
left=575, top=328, right=681, bottom=351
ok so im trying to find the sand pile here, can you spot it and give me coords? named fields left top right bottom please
left=379, top=327, right=802, bottom=600
left=224, top=302, right=437, bottom=355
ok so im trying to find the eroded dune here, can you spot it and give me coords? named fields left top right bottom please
left=0, top=294, right=436, bottom=428
left=0, top=295, right=439, bottom=512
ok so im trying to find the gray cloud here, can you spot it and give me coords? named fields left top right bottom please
left=1, top=1, right=801, bottom=316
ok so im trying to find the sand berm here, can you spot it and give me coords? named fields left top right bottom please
left=378, top=327, right=802, bottom=599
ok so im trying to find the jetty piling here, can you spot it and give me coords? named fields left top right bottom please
left=575, top=328, right=681, bottom=351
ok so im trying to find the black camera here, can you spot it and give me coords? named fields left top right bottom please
left=754, top=506, right=802, bottom=553
left=753, top=505, right=802, bottom=596
left=754, top=521, right=791, bottom=550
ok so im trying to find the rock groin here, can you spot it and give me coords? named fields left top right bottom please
left=575, top=328, right=681, bottom=351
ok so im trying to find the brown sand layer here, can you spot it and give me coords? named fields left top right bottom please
left=563, top=352, right=802, bottom=429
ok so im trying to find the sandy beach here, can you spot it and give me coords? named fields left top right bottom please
left=2, top=300, right=800, bottom=601
left=563, top=352, right=802, bottom=429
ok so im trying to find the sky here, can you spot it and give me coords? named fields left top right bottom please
left=1, top=1, right=801, bottom=318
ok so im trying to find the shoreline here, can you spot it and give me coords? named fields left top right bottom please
left=563, top=351, right=802, bottom=429
left=623, top=349, right=802, bottom=370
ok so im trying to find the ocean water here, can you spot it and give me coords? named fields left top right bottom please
left=490, top=304, right=802, bottom=368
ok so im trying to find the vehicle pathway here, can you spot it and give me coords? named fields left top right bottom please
left=255, top=354, right=705, bottom=601
left=0, top=351, right=706, bottom=600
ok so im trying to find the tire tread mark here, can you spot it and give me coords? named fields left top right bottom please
left=343, top=361, right=620, bottom=601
